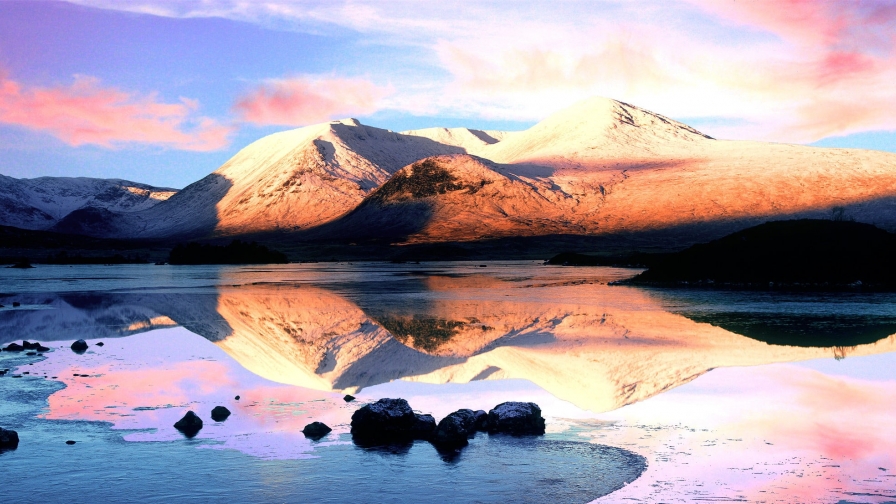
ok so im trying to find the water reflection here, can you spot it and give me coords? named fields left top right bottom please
left=4, top=266, right=896, bottom=413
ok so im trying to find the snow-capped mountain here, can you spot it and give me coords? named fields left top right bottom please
left=4, top=96, right=896, bottom=245
left=0, top=174, right=176, bottom=231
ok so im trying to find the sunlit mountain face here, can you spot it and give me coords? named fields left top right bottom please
left=7, top=98, right=896, bottom=249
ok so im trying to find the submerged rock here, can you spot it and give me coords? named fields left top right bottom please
left=487, top=402, right=546, bottom=435
left=70, top=339, right=88, bottom=354
left=173, top=411, right=203, bottom=437
left=350, top=398, right=417, bottom=443
left=433, top=409, right=478, bottom=448
left=410, top=413, right=437, bottom=440
left=210, top=406, right=231, bottom=422
left=302, top=421, right=332, bottom=440
left=0, top=428, right=19, bottom=450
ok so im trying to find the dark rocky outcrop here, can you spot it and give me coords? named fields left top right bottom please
left=70, top=339, right=88, bottom=354
left=343, top=394, right=356, bottom=402
left=487, top=402, right=546, bottom=435
left=302, top=421, right=332, bottom=440
left=0, top=428, right=19, bottom=450
left=3, top=343, right=23, bottom=352
left=210, top=406, right=231, bottom=422
left=433, top=409, right=478, bottom=448
left=173, top=411, right=203, bottom=437
left=625, top=219, right=896, bottom=290
left=410, top=413, right=437, bottom=440
left=350, top=398, right=417, bottom=444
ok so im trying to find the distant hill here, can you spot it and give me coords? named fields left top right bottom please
left=625, top=219, right=896, bottom=289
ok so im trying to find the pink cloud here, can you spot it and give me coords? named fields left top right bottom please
left=0, top=72, right=232, bottom=151
left=233, top=76, right=390, bottom=126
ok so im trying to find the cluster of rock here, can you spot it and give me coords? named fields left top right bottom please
left=343, top=398, right=545, bottom=451
left=2, top=340, right=50, bottom=353
left=173, top=406, right=231, bottom=438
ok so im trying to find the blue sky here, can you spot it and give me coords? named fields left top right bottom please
left=0, top=1, right=894, bottom=188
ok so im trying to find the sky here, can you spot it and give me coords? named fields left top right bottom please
left=0, top=0, right=895, bottom=188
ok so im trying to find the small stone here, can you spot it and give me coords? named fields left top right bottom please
left=173, top=411, right=203, bottom=437
left=302, top=421, right=332, bottom=440
left=350, top=398, right=417, bottom=444
left=343, top=394, right=356, bottom=402
left=433, top=409, right=477, bottom=448
left=210, top=406, right=231, bottom=422
left=487, top=402, right=546, bottom=436
left=410, top=413, right=437, bottom=440
left=473, top=410, right=488, bottom=431
left=0, top=428, right=19, bottom=450
left=25, top=352, right=36, bottom=356
left=65, top=440, right=76, bottom=445
left=96, top=342, right=104, bottom=347
left=234, top=395, right=240, bottom=400
left=70, top=339, right=88, bottom=354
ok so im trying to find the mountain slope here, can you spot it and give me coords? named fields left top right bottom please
left=110, top=119, right=467, bottom=238
left=0, top=174, right=176, bottom=231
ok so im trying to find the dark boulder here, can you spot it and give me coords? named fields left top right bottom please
left=473, top=410, right=489, bottom=431
left=65, top=440, right=76, bottom=445
left=3, top=343, right=23, bottom=352
left=302, top=421, right=332, bottom=440
left=12, top=302, right=20, bottom=307
left=0, top=428, right=19, bottom=450
left=70, top=339, right=88, bottom=354
left=343, top=394, right=356, bottom=402
left=22, top=341, right=40, bottom=350
left=234, top=395, right=240, bottom=400
left=487, top=402, right=546, bottom=435
left=210, top=406, right=231, bottom=422
left=36, top=345, right=50, bottom=352
left=433, top=409, right=477, bottom=448
left=96, top=342, right=104, bottom=347
left=350, top=398, right=416, bottom=443
left=173, top=411, right=203, bottom=437
left=410, top=413, right=437, bottom=440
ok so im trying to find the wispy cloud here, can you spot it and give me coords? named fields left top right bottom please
left=63, top=0, right=896, bottom=143
left=233, top=76, right=391, bottom=127
left=0, top=72, right=232, bottom=150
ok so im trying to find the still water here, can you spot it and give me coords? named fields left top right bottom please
left=1, top=262, right=895, bottom=502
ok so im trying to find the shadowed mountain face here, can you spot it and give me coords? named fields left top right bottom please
left=5, top=265, right=896, bottom=412
left=6, top=97, right=896, bottom=250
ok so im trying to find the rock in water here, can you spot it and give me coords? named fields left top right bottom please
left=173, top=411, right=203, bottom=437
left=473, top=410, right=489, bottom=431
left=487, top=402, right=546, bottom=435
left=410, top=414, right=437, bottom=440
left=302, top=422, right=332, bottom=440
left=433, top=409, right=478, bottom=448
left=0, top=428, right=19, bottom=450
left=3, top=343, right=24, bottom=352
left=65, top=440, right=76, bottom=445
left=70, top=339, right=88, bottom=354
left=96, top=342, right=104, bottom=347
left=210, top=406, right=231, bottom=422
left=350, top=398, right=417, bottom=443
left=343, top=394, right=356, bottom=402
left=234, top=395, right=240, bottom=400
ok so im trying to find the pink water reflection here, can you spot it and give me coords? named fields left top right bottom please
left=592, top=362, right=896, bottom=503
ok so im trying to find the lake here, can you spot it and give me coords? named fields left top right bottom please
left=1, top=262, right=895, bottom=503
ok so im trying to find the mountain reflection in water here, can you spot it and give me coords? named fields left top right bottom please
left=4, top=264, right=896, bottom=413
